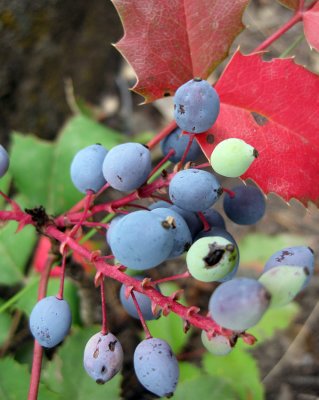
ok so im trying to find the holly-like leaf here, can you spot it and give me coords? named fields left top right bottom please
left=174, top=374, right=237, bottom=400
left=303, top=2, right=319, bottom=51
left=0, top=222, right=36, bottom=286
left=202, top=349, right=264, bottom=400
left=113, top=0, right=249, bottom=102
left=0, top=358, right=60, bottom=400
left=197, top=51, right=319, bottom=206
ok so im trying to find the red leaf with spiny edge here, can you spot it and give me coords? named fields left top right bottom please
left=196, top=51, right=319, bottom=207
left=112, top=0, right=249, bottom=103
left=303, top=2, right=319, bottom=51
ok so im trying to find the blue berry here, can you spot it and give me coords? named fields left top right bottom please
left=209, top=278, right=270, bottom=331
left=201, top=208, right=226, bottom=230
left=174, top=78, right=220, bottom=133
left=29, top=296, right=72, bottom=348
left=83, top=332, right=123, bottom=384
left=169, top=169, right=222, bottom=212
left=106, top=215, right=125, bottom=246
left=109, top=210, right=174, bottom=270
left=102, top=142, right=151, bottom=192
left=223, top=185, right=266, bottom=225
left=0, top=145, right=9, bottom=178
left=151, top=207, right=192, bottom=258
left=134, top=338, right=179, bottom=397
left=148, top=200, right=171, bottom=210
left=70, top=144, right=108, bottom=194
left=160, top=127, right=202, bottom=163
left=170, top=205, right=203, bottom=238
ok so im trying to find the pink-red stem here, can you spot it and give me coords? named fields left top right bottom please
left=253, top=11, right=303, bottom=52
left=57, top=253, right=67, bottom=300
left=130, top=291, right=152, bottom=339
left=28, top=254, right=54, bottom=400
left=223, top=188, right=235, bottom=198
left=178, top=133, right=195, bottom=169
left=100, top=277, right=109, bottom=335
left=197, top=212, right=210, bottom=231
left=147, top=121, right=177, bottom=149
left=152, top=271, right=191, bottom=285
left=148, top=148, right=175, bottom=179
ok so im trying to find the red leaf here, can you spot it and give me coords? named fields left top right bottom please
left=197, top=51, right=319, bottom=206
left=303, top=2, right=319, bottom=51
left=112, top=0, right=249, bottom=102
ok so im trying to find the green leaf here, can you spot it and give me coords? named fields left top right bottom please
left=0, top=301, right=11, bottom=346
left=10, top=115, right=122, bottom=214
left=42, top=327, right=121, bottom=399
left=10, top=134, right=55, bottom=210
left=0, top=358, right=60, bottom=400
left=0, top=222, right=36, bottom=285
left=147, top=282, right=190, bottom=354
left=0, top=173, right=11, bottom=208
left=203, top=348, right=264, bottom=400
left=179, top=362, right=201, bottom=383
left=244, top=302, right=300, bottom=346
left=174, top=374, right=237, bottom=400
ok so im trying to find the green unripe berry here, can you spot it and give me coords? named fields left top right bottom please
left=210, top=138, right=258, bottom=178
left=259, top=265, right=308, bottom=307
left=201, top=331, right=233, bottom=356
left=186, top=236, right=239, bottom=282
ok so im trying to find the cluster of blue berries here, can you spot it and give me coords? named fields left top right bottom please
left=26, top=78, right=315, bottom=398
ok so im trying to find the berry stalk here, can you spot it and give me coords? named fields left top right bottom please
left=28, top=254, right=54, bottom=400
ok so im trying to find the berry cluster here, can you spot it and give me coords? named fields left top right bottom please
left=21, top=78, right=315, bottom=398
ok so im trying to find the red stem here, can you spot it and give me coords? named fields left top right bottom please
left=70, top=190, right=94, bottom=237
left=223, top=188, right=235, bottom=198
left=253, top=11, right=303, bottom=52
left=57, top=253, right=67, bottom=300
left=130, top=291, right=152, bottom=339
left=147, top=121, right=177, bottom=149
left=28, top=253, right=54, bottom=400
left=152, top=271, right=191, bottom=285
left=100, top=278, right=108, bottom=335
left=197, top=212, right=211, bottom=232
left=195, top=162, right=210, bottom=169
left=55, top=174, right=174, bottom=227
left=148, top=148, right=175, bottom=179
left=178, top=133, right=195, bottom=169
